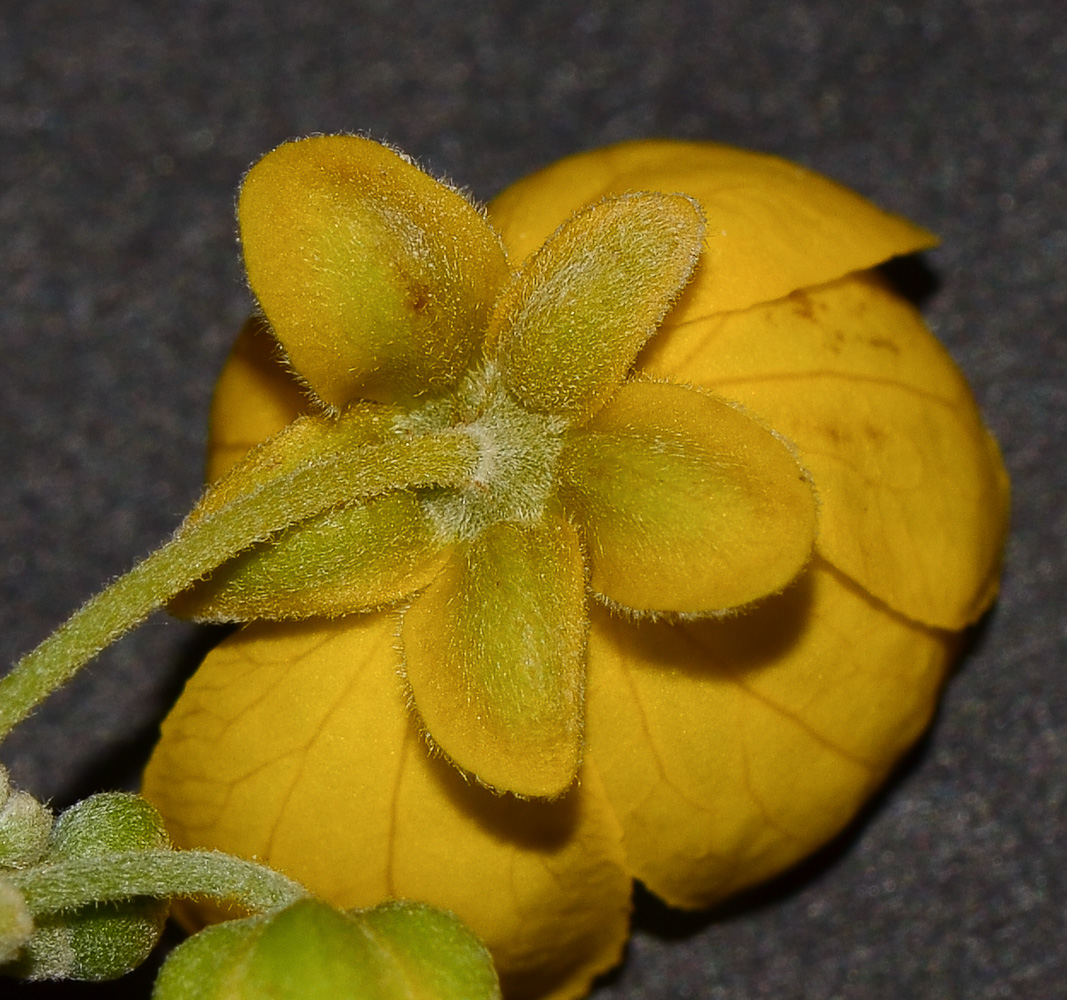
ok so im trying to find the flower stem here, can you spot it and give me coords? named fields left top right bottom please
left=7, top=849, right=307, bottom=916
left=0, top=423, right=477, bottom=741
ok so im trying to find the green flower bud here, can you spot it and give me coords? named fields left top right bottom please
left=153, top=898, right=500, bottom=1000
left=0, top=770, right=53, bottom=869
left=10, top=793, right=171, bottom=981
left=49, top=792, right=170, bottom=858
left=355, top=899, right=503, bottom=1000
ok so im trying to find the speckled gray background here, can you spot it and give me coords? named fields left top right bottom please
left=1, top=1, right=1064, bottom=997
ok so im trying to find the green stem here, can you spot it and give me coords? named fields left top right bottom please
left=7, top=850, right=307, bottom=916
left=0, top=420, right=477, bottom=741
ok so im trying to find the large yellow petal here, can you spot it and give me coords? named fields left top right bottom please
left=142, top=616, right=631, bottom=1000
left=558, top=380, right=816, bottom=614
left=206, top=315, right=312, bottom=482
left=488, top=139, right=936, bottom=315
left=239, top=135, right=510, bottom=409
left=489, top=193, right=704, bottom=418
left=639, top=271, right=1010, bottom=628
left=402, top=515, right=587, bottom=798
left=584, top=557, right=954, bottom=910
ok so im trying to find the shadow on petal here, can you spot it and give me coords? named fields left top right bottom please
left=596, top=569, right=816, bottom=681
left=423, top=746, right=584, bottom=851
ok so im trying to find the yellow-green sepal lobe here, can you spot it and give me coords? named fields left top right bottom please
left=172, top=491, right=450, bottom=621
left=490, top=193, right=705, bottom=418
left=354, top=900, right=502, bottom=1000
left=402, top=515, right=587, bottom=798
left=239, top=134, right=510, bottom=409
left=152, top=915, right=253, bottom=1000
left=558, top=381, right=817, bottom=614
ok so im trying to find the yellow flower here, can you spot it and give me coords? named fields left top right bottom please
left=165, top=135, right=821, bottom=800
left=142, top=137, right=1009, bottom=1000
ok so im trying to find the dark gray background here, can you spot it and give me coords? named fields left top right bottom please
left=1, top=1, right=1064, bottom=997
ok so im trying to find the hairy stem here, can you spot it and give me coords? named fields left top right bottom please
left=0, top=421, right=477, bottom=741
left=7, top=850, right=307, bottom=916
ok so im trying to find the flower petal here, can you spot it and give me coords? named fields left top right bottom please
left=489, top=193, right=704, bottom=417
left=557, top=380, right=816, bottom=615
left=239, top=135, right=510, bottom=409
left=401, top=515, right=587, bottom=798
left=207, top=315, right=312, bottom=482
left=142, top=616, right=631, bottom=1000
left=584, top=558, right=954, bottom=909
left=171, top=490, right=451, bottom=621
left=639, top=271, right=1010, bottom=628
left=488, top=139, right=936, bottom=315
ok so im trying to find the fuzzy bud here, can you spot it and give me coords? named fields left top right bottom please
left=154, top=897, right=500, bottom=1000
left=11, top=793, right=171, bottom=981
left=0, top=771, right=53, bottom=870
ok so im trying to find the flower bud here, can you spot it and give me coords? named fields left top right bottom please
left=0, top=770, right=53, bottom=869
left=49, top=792, right=170, bottom=858
left=12, top=793, right=171, bottom=981
left=154, top=898, right=500, bottom=1000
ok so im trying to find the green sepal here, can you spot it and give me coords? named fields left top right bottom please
left=173, top=490, right=450, bottom=621
left=558, top=380, right=817, bottom=614
left=490, top=192, right=705, bottom=418
left=239, top=134, right=511, bottom=410
left=49, top=793, right=170, bottom=859
left=167, top=405, right=476, bottom=623
left=152, top=914, right=261, bottom=1000
left=354, top=900, right=502, bottom=1000
left=17, top=898, right=169, bottom=981
left=402, top=513, right=587, bottom=798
